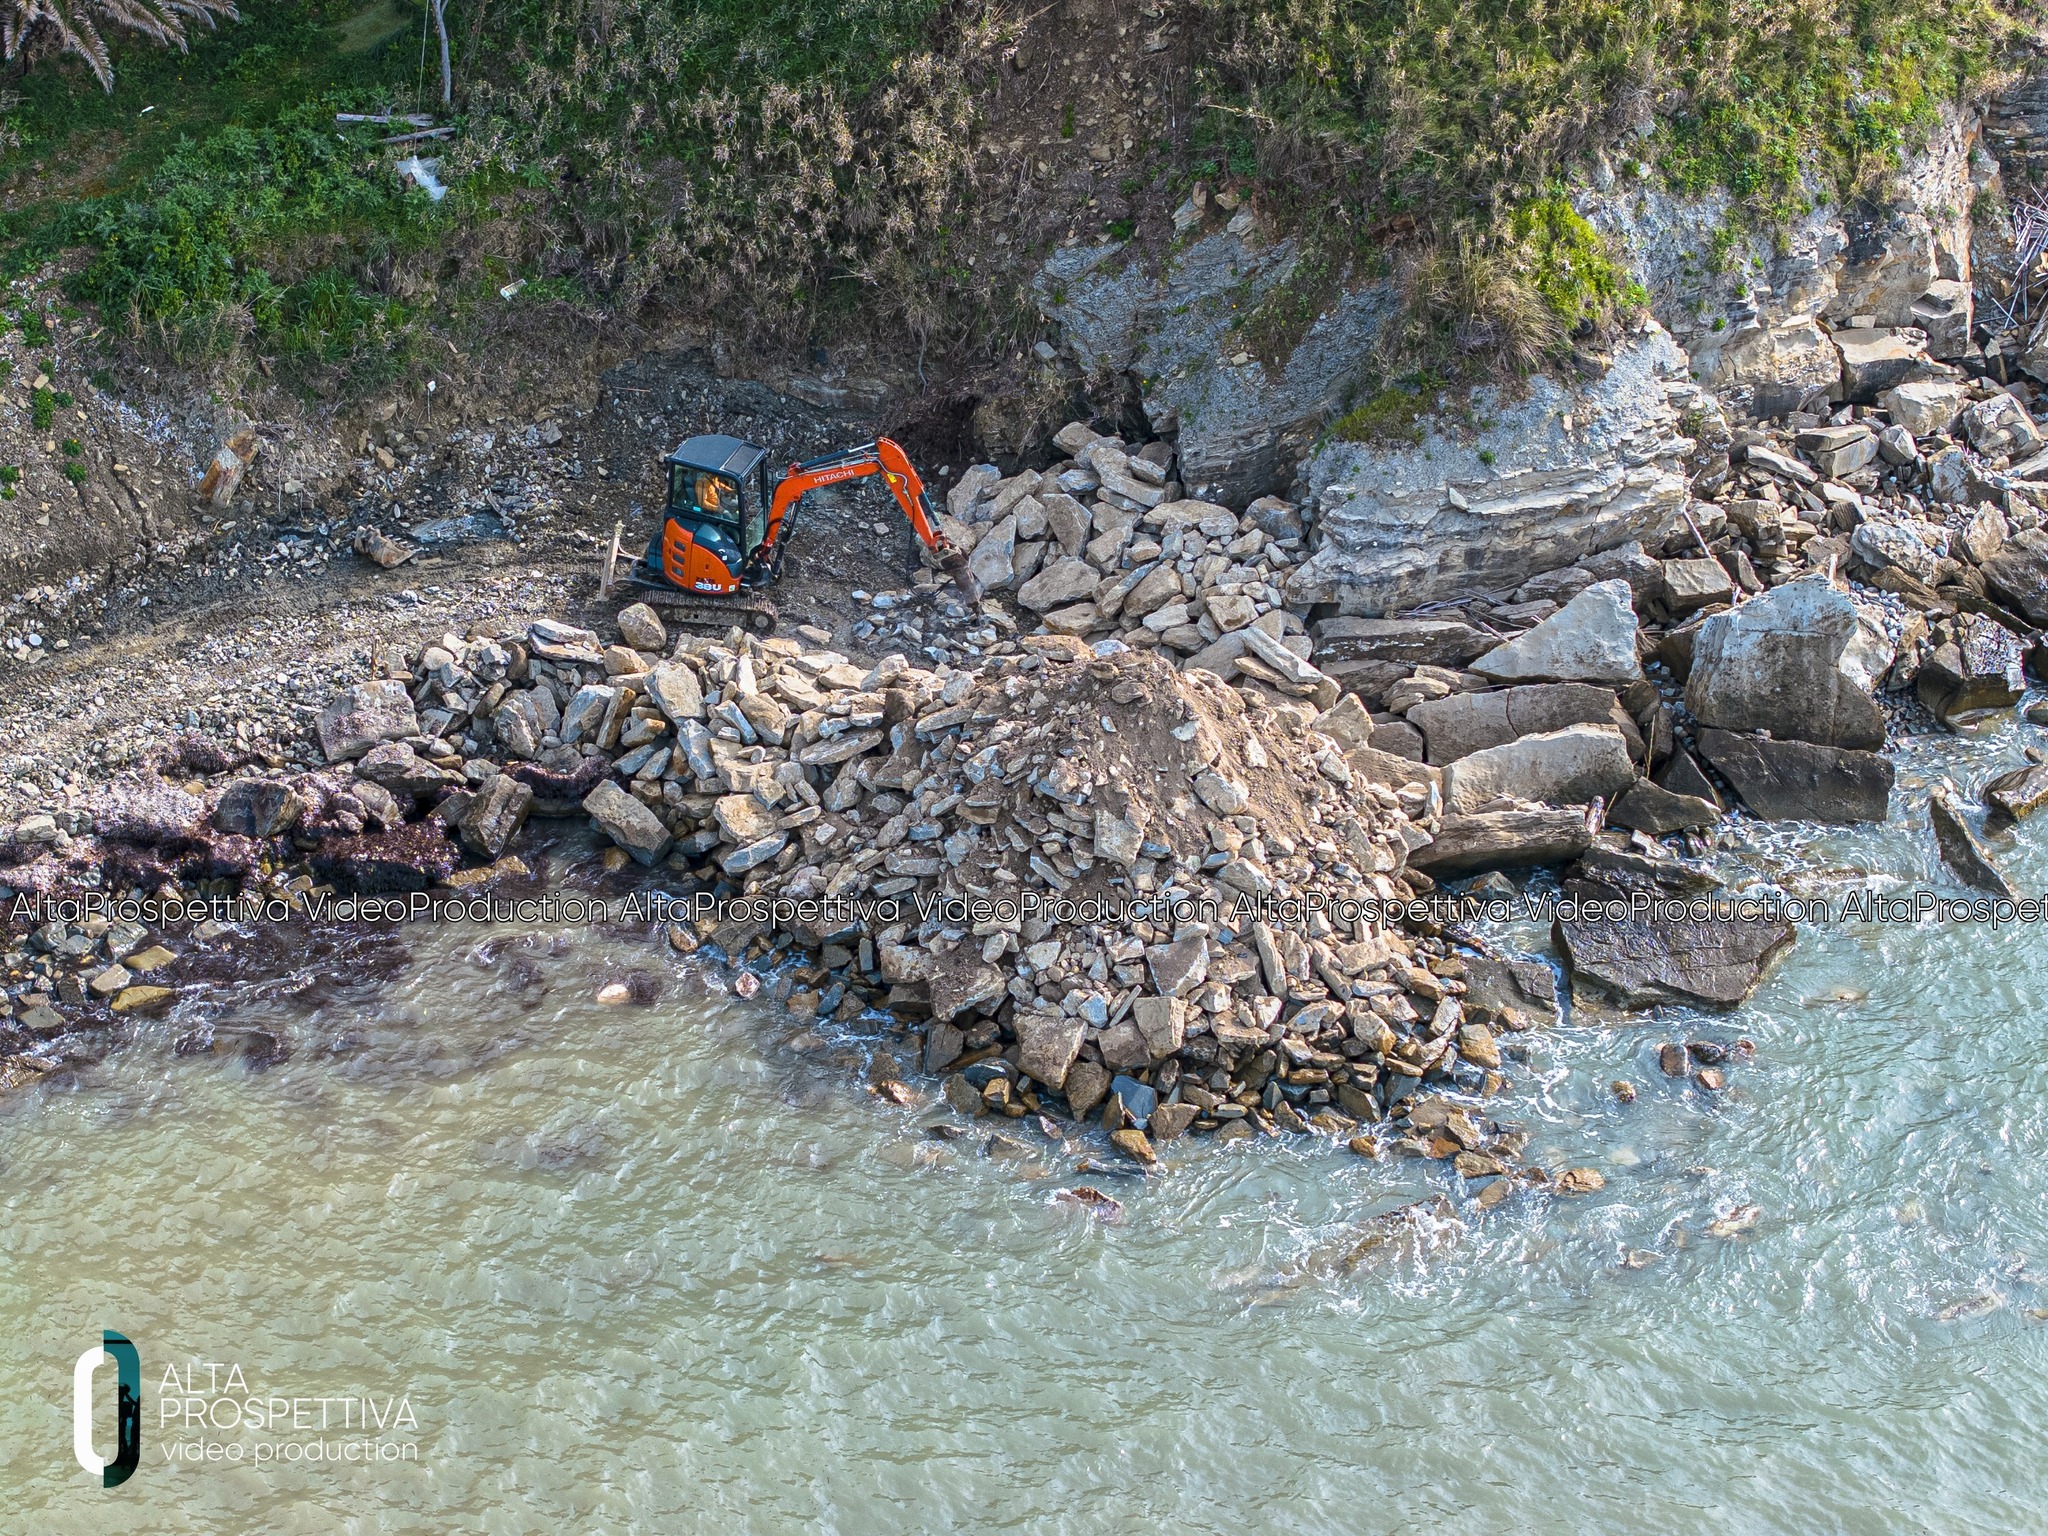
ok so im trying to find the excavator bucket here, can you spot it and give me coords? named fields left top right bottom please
left=939, top=547, right=983, bottom=605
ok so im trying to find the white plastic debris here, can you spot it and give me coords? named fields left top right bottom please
left=396, top=156, right=447, bottom=202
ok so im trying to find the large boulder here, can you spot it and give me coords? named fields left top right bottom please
left=1982, top=528, right=2048, bottom=626
left=1014, top=1010, right=1085, bottom=1090
left=1879, top=378, right=1965, bottom=435
left=317, top=681, right=420, bottom=763
left=1684, top=579, right=1893, bottom=750
left=1607, top=780, right=1722, bottom=834
left=1696, top=728, right=1894, bottom=823
left=213, top=779, right=302, bottom=837
left=1469, top=580, right=1642, bottom=685
left=459, top=774, right=534, bottom=858
left=1017, top=558, right=1102, bottom=614
left=1833, top=328, right=1932, bottom=403
left=644, top=661, right=706, bottom=723
left=1959, top=392, right=2044, bottom=458
left=1851, top=518, right=1947, bottom=585
left=1985, top=762, right=2048, bottom=828
left=1555, top=875, right=1795, bottom=1008
left=1442, top=724, right=1637, bottom=813
left=581, top=780, right=672, bottom=864
left=1915, top=615, right=2029, bottom=724
left=1411, top=807, right=1594, bottom=875
left=1287, top=326, right=1692, bottom=615
left=1408, top=682, right=1634, bottom=764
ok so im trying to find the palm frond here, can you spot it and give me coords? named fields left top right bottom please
left=2, top=0, right=236, bottom=90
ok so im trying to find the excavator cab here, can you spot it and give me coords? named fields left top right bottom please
left=647, top=434, right=774, bottom=594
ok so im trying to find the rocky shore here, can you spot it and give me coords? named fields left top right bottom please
left=2, top=369, right=2043, bottom=1193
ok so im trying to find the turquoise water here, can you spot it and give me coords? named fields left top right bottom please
left=3, top=717, right=2046, bottom=1533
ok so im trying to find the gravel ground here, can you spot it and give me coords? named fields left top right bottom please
left=0, top=348, right=959, bottom=825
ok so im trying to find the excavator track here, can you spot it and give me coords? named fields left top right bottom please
left=619, top=572, right=779, bottom=634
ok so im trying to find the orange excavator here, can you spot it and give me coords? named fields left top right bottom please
left=601, top=434, right=980, bottom=632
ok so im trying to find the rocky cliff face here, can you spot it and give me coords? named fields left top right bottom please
left=1286, top=325, right=1700, bottom=615
left=1586, top=105, right=1991, bottom=396
left=1036, top=227, right=1393, bottom=507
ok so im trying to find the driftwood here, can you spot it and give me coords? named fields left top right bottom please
left=335, top=113, right=435, bottom=127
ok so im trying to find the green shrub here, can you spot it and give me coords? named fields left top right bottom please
left=62, top=460, right=88, bottom=483
left=1505, top=195, right=1644, bottom=334
left=64, top=101, right=433, bottom=359
left=30, top=387, right=53, bottom=429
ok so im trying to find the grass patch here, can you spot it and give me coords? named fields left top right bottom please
left=1331, top=382, right=1434, bottom=445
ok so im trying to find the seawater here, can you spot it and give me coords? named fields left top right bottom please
left=3, top=714, right=2046, bottom=1534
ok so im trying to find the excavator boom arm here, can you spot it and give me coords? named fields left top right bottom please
left=764, top=438, right=981, bottom=602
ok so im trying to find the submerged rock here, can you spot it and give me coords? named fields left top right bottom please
left=1553, top=849, right=1795, bottom=1008
left=1929, top=788, right=2017, bottom=899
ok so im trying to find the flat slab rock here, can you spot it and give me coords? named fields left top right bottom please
left=1411, top=806, right=1594, bottom=875
left=1470, top=579, right=1643, bottom=686
left=1553, top=878, right=1796, bottom=1009
left=1408, top=682, right=1637, bottom=765
left=1442, top=723, right=1638, bottom=815
left=1697, top=728, right=1894, bottom=824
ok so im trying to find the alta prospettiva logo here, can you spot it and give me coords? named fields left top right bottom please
left=73, top=1331, right=141, bottom=1487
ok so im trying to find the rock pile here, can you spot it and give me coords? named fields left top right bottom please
left=0, top=604, right=1572, bottom=1194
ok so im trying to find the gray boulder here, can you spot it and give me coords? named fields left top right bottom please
left=213, top=779, right=302, bottom=837
left=1470, top=580, right=1643, bottom=685
left=1834, top=328, right=1932, bottom=403
left=1879, top=378, right=1964, bottom=435
left=582, top=780, right=672, bottom=864
left=1411, top=807, right=1594, bottom=875
left=1851, top=518, right=1946, bottom=585
left=1442, top=724, right=1637, bottom=813
left=1697, top=728, right=1893, bottom=823
left=1017, top=558, right=1101, bottom=613
left=1984, top=762, right=2048, bottom=828
left=1982, top=528, right=2048, bottom=626
left=644, top=661, right=706, bottom=723
left=460, top=774, right=534, bottom=858
left=1607, top=780, right=1721, bottom=834
left=317, top=680, right=420, bottom=763
left=966, top=513, right=1020, bottom=592
left=1014, top=1010, right=1085, bottom=1090
left=1959, top=392, right=2043, bottom=458
left=1408, top=682, right=1635, bottom=764
left=1915, top=615, right=2028, bottom=724
left=1685, top=578, right=1893, bottom=750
